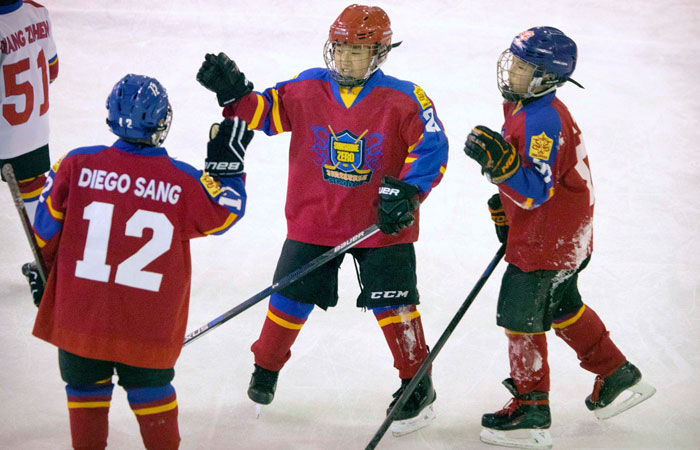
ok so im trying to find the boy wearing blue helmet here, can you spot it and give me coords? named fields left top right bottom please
left=26, top=74, right=252, bottom=449
left=464, top=27, right=655, bottom=449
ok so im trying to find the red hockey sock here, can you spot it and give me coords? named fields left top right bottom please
left=251, top=294, right=313, bottom=371
left=65, top=381, right=114, bottom=450
left=126, top=384, right=180, bottom=450
left=373, top=305, right=429, bottom=379
left=553, top=305, right=626, bottom=377
left=506, top=331, right=550, bottom=393
left=18, top=174, right=46, bottom=225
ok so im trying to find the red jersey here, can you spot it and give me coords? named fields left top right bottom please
left=498, top=93, right=594, bottom=271
left=32, top=140, right=246, bottom=369
left=226, top=68, right=449, bottom=247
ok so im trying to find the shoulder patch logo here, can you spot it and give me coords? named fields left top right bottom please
left=413, top=85, right=432, bottom=110
left=51, top=154, right=66, bottom=173
left=529, top=132, right=554, bottom=161
left=200, top=171, right=221, bottom=197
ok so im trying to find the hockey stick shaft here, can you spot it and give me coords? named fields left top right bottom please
left=183, top=224, right=381, bottom=346
left=365, top=244, right=506, bottom=450
left=2, top=163, right=48, bottom=283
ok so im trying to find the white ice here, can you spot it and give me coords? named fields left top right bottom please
left=1, top=1, right=699, bottom=449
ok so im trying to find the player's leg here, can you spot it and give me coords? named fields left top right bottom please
left=551, top=257, right=654, bottom=419
left=1, top=145, right=51, bottom=224
left=355, top=244, right=434, bottom=436
left=117, top=364, right=179, bottom=450
left=58, top=349, right=115, bottom=450
left=249, top=239, right=343, bottom=405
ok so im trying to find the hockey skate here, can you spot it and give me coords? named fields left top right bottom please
left=248, top=364, right=279, bottom=409
left=480, top=378, right=552, bottom=450
left=387, top=374, right=437, bottom=437
left=585, top=361, right=656, bottom=420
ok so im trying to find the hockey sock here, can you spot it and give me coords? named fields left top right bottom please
left=65, top=379, right=114, bottom=450
left=126, top=384, right=180, bottom=450
left=373, top=305, right=429, bottom=379
left=553, top=305, right=626, bottom=377
left=251, top=293, right=314, bottom=371
left=18, top=174, right=46, bottom=225
left=506, top=331, right=550, bottom=393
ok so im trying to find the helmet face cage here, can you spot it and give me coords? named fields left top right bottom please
left=497, top=49, right=548, bottom=102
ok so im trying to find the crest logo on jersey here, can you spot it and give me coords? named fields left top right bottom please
left=529, top=132, right=554, bottom=161
left=200, top=171, right=222, bottom=197
left=311, top=126, right=384, bottom=188
left=413, top=85, right=432, bottom=110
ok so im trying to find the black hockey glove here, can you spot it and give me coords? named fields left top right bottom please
left=196, top=52, right=254, bottom=107
left=377, top=176, right=420, bottom=235
left=487, top=193, right=509, bottom=244
left=205, top=117, right=254, bottom=177
left=464, top=125, right=521, bottom=184
left=22, top=262, right=44, bottom=307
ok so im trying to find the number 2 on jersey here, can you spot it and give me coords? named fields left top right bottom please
left=75, top=201, right=174, bottom=292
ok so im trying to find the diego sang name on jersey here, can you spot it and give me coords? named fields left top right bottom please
left=77, top=167, right=182, bottom=205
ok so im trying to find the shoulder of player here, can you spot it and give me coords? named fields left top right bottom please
left=276, top=67, right=329, bottom=88
left=370, top=71, right=435, bottom=110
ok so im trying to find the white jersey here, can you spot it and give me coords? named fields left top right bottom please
left=0, top=0, right=58, bottom=159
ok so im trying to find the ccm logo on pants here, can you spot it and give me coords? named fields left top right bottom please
left=371, top=291, right=409, bottom=299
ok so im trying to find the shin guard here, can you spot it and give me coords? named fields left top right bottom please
left=66, top=380, right=114, bottom=450
left=126, top=384, right=180, bottom=450
left=251, top=294, right=313, bottom=371
left=553, top=305, right=626, bottom=377
left=506, top=331, right=550, bottom=393
left=18, top=174, right=46, bottom=225
left=373, top=305, right=429, bottom=379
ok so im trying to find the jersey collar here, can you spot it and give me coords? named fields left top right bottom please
left=0, top=0, right=23, bottom=15
left=113, top=139, right=168, bottom=157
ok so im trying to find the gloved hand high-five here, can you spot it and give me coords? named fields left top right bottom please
left=377, top=176, right=420, bottom=235
left=205, top=117, right=254, bottom=177
left=464, top=125, right=521, bottom=184
left=196, top=52, right=254, bottom=107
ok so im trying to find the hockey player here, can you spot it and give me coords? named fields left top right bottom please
left=464, top=27, right=655, bottom=449
left=196, top=4, right=448, bottom=436
left=25, top=74, right=252, bottom=449
left=0, top=0, right=59, bottom=222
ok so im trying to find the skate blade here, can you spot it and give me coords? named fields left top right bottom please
left=390, top=403, right=436, bottom=437
left=594, top=380, right=656, bottom=420
left=480, top=427, right=552, bottom=450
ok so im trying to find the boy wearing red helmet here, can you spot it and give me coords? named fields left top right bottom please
left=464, top=27, right=655, bottom=449
left=197, top=4, right=448, bottom=436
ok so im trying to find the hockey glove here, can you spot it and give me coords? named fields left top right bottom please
left=196, top=52, right=254, bottom=107
left=22, top=262, right=44, bottom=307
left=487, top=193, right=509, bottom=244
left=205, top=117, right=253, bottom=177
left=464, top=125, right=521, bottom=184
left=377, top=176, right=420, bottom=235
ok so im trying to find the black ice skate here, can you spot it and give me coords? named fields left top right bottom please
left=387, top=374, right=437, bottom=436
left=480, top=378, right=552, bottom=450
left=248, top=364, right=279, bottom=407
left=585, top=361, right=656, bottom=420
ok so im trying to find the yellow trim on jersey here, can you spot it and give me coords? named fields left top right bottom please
left=46, top=196, right=64, bottom=220
left=505, top=329, right=546, bottom=335
left=249, top=94, right=265, bottom=129
left=49, top=58, right=58, bottom=66
left=271, top=89, right=283, bottom=133
left=405, top=156, right=417, bottom=163
left=35, top=233, right=46, bottom=248
left=523, top=198, right=534, bottom=210
left=96, top=377, right=112, bottom=384
left=203, top=213, right=238, bottom=235
left=67, top=401, right=111, bottom=409
left=407, top=134, right=423, bottom=153
left=21, top=186, right=44, bottom=200
left=552, top=305, right=586, bottom=329
left=548, top=187, right=554, bottom=198
left=266, top=310, right=304, bottom=330
left=339, top=86, right=363, bottom=108
left=132, top=400, right=178, bottom=416
left=377, top=310, right=420, bottom=328
left=440, top=165, right=446, bottom=175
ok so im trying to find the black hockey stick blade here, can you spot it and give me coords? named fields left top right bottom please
left=2, top=163, right=48, bottom=283
left=183, top=224, right=381, bottom=346
left=364, top=244, right=506, bottom=450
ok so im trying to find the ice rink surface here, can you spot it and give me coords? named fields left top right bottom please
left=1, top=0, right=699, bottom=448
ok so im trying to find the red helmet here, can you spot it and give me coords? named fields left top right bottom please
left=328, top=4, right=392, bottom=47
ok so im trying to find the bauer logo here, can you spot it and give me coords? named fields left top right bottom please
left=378, top=187, right=400, bottom=196
left=413, top=85, right=432, bottom=110
left=529, top=132, right=554, bottom=161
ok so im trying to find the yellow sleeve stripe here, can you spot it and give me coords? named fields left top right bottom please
left=266, top=310, right=304, bottom=330
left=552, top=305, right=586, bottom=329
left=46, top=196, right=64, bottom=220
left=132, top=400, right=178, bottom=416
left=49, top=58, right=58, bottom=66
left=523, top=198, right=534, bottom=210
left=440, top=165, right=446, bottom=175
left=271, top=89, right=284, bottom=134
left=404, top=156, right=417, bottom=163
left=249, top=94, right=265, bottom=129
left=549, top=187, right=555, bottom=198
left=203, top=213, right=238, bottom=235
left=21, top=186, right=44, bottom=200
left=67, top=401, right=111, bottom=409
left=35, top=233, right=46, bottom=248
left=377, top=310, right=420, bottom=328
left=505, top=329, right=546, bottom=335
left=407, top=134, right=423, bottom=153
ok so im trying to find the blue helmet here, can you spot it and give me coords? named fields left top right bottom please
left=497, top=27, right=583, bottom=102
left=106, top=74, right=172, bottom=146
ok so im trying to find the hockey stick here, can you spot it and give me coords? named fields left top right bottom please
left=2, top=163, right=48, bottom=283
left=184, top=224, right=382, bottom=346
left=364, top=244, right=506, bottom=450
